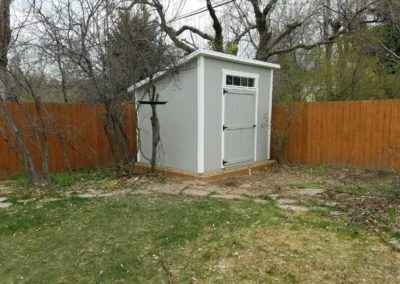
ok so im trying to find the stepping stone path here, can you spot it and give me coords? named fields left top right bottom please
left=0, top=177, right=327, bottom=215
left=0, top=197, right=12, bottom=209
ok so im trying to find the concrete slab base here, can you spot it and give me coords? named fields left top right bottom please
left=134, top=160, right=276, bottom=180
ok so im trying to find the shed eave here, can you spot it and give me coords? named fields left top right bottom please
left=197, top=49, right=281, bottom=70
left=127, top=49, right=280, bottom=93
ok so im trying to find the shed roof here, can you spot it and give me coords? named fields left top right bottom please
left=128, top=49, right=280, bottom=92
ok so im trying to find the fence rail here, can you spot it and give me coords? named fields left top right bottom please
left=0, top=102, right=136, bottom=178
left=272, top=99, right=400, bottom=171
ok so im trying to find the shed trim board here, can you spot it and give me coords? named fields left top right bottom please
left=197, top=56, right=205, bottom=173
left=134, top=93, right=142, bottom=163
left=221, top=69, right=259, bottom=168
left=267, top=71, right=274, bottom=159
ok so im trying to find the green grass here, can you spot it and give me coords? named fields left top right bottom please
left=8, top=168, right=114, bottom=189
left=0, top=194, right=399, bottom=283
left=49, top=169, right=114, bottom=187
left=288, top=164, right=331, bottom=176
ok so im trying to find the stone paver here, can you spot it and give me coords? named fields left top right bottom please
left=253, top=199, right=269, bottom=205
left=389, top=239, right=400, bottom=252
left=277, top=198, right=298, bottom=205
left=324, top=201, right=338, bottom=207
left=211, top=194, right=248, bottom=201
left=278, top=204, right=309, bottom=212
left=0, top=202, right=12, bottom=209
left=181, top=188, right=210, bottom=197
left=294, top=188, right=325, bottom=196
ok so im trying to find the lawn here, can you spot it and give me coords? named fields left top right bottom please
left=0, top=166, right=400, bottom=283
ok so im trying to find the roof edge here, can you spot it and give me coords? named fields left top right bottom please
left=196, top=49, right=281, bottom=70
left=128, top=49, right=280, bottom=92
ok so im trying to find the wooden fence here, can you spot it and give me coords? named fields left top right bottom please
left=272, top=99, right=400, bottom=171
left=1, top=100, right=399, bottom=179
left=0, top=102, right=136, bottom=178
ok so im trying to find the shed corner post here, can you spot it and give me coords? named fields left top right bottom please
left=197, top=55, right=206, bottom=174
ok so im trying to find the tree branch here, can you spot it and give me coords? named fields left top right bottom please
left=265, top=30, right=346, bottom=59
left=206, top=0, right=223, bottom=51
left=269, top=22, right=302, bottom=49
left=176, top=25, right=213, bottom=41
left=150, top=0, right=195, bottom=54
left=262, top=0, right=278, bottom=17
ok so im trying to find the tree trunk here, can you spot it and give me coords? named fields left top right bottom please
left=0, top=0, right=42, bottom=185
left=0, top=102, right=40, bottom=184
left=150, top=103, right=160, bottom=171
left=0, top=0, right=11, bottom=72
left=40, top=137, right=49, bottom=181
left=323, top=0, right=334, bottom=98
left=103, top=101, right=132, bottom=167
left=256, top=31, right=272, bottom=60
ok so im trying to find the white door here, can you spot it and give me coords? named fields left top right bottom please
left=222, top=72, right=258, bottom=167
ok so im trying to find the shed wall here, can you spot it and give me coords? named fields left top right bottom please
left=136, top=61, right=198, bottom=172
left=203, top=57, right=273, bottom=172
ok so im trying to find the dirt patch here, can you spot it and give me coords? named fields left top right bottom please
left=206, top=165, right=400, bottom=235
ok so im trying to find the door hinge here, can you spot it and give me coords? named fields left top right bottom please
left=223, top=125, right=228, bottom=131
left=223, top=89, right=228, bottom=95
left=222, top=160, right=228, bottom=166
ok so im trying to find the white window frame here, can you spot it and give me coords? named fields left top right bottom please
left=221, top=69, right=259, bottom=168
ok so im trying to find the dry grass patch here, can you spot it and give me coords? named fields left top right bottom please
left=194, top=227, right=400, bottom=283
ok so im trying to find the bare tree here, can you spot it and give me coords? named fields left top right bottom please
left=29, top=0, right=179, bottom=173
left=138, top=0, right=383, bottom=62
left=0, top=0, right=45, bottom=184
left=28, top=0, right=137, bottom=169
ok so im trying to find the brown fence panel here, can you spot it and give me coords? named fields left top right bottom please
left=0, top=102, right=137, bottom=178
left=272, top=99, right=400, bottom=171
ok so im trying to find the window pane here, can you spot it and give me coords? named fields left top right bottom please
left=248, top=78, right=255, bottom=87
left=226, top=75, right=233, bottom=85
left=233, top=76, right=241, bottom=86
left=240, top=77, right=248, bottom=87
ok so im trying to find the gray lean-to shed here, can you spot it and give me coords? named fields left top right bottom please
left=130, top=50, right=280, bottom=176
